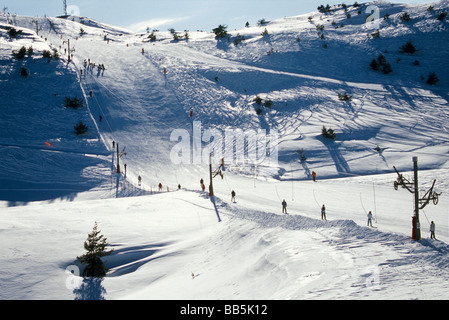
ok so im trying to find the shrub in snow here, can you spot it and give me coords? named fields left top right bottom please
left=317, top=4, right=332, bottom=14
left=52, top=49, right=60, bottom=60
left=12, top=46, right=27, bottom=60
left=7, top=27, right=23, bottom=39
left=74, top=121, right=88, bottom=135
left=147, top=32, right=157, bottom=41
left=20, top=66, right=29, bottom=77
left=258, top=19, right=269, bottom=26
left=370, top=53, right=392, bottom=74
left=65, top=96, right=84, bottom=109
left=254, top=96, right=263, bottom=105
left=338, top=92, right=352, bottom=101
left=399, top=40, right=416, bottom=54
left=400, top=12, right=411, bottom=22
left=233, top=34, right=246, bottom=46
left=42, top=50, right=52, bottom=59
left=264, top=99, right=273, bottom=108
left=77, top=222, right=113, bottom=278
left=321, top=126, right=336, bottom=140
left=426, top=72, right=439, bottom=85
left=437, top=10, right=447, bottom=21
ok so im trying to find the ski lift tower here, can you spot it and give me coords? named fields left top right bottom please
left=63, top=0, right=67, bottom=16
left=116, top=143, right=127, bottom=174
left=208, top=155, right=224, bottom=197
left=393, top=156, right=442, bottom=241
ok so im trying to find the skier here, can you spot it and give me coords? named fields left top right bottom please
left=190, top=110, right=193, bottom=117
left=138, top=175, right=142, bottom=186
left=367, top=211, right=373, bottom=227
left=282, top=199, right=287, bottom=214
left=158, top=182, right=162, bottom=192
left=312, top=171, right=317, bottom=182
left=231, top=190, right=236, bottom=202
left=430, top=221, right=436, bottom=239
left=178, top=184, right=181, bottom=190
left=321, top=204, right=326, bottom=220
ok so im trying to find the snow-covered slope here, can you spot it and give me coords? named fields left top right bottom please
left=0, top=1, right=448, bottom=300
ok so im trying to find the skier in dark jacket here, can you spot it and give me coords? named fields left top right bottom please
left=321, top=204, right=326, bottom=220
left=231, top=190, right=236, bottom=202
left=282, top=199, right=287, bottom=214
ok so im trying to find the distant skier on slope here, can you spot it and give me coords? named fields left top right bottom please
left=367, top=211, right=373, bottom=227
left=430, top=221, right=436, bottom=239
left=312, top=171, right=317, bottom=182
left=321, top=204, right=326, bottom=220
left=231, top=190, right=236, bottom=202
left=158, top=182, right=163, bottom=192
left=282, top=199, right=287, bottom=214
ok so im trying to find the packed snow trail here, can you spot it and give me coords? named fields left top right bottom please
left=69, top=35, right=201, bottom=191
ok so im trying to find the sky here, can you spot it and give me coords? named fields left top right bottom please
left=1, top=0, right=434, bottom=32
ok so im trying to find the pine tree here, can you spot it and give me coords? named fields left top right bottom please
left=77, top=222, right=113, bottom=278
left=213, top=24, right=228, bottom=39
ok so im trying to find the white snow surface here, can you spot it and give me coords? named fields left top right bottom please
left=1, top=1, right=449, bottom=300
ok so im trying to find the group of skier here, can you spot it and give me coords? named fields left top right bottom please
left=137, top=172, right=439, bottom=240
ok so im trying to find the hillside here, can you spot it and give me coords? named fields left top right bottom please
left=1, top=1, right=449, bottom=300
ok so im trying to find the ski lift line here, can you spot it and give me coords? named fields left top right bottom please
left=85, top=71, right=181, bottom=133
left=360, top=192, right=368, bottom=215
left=422, top=208, right=431, bottom=226
left=73, top=61, right=116, bottom=149
left=223, top=171, right=232, bottom=192
left=312, top=189, right=321, bottom=209
left=372, top=179, right=378, bottom=223
left=275, top=184, right=282, bottom=202
left=82, top=77, right=111, bottom=132
left=81, top=80, right=115, bottom=149
left=80, top=75, right=115, bottom=136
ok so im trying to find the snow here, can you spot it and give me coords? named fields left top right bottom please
left=1, top=1, right=449, bottom=300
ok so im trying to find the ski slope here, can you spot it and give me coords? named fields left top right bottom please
left=1, top=1, right=449, bottom=300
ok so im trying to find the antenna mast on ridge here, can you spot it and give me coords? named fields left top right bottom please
left=63, top=0, right=67, bottom=16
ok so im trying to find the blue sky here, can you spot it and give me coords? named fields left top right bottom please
left=2, top=0, right=432, bottom=32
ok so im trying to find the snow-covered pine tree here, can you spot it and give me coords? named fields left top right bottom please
left=77, top=222, right=113, bottom=277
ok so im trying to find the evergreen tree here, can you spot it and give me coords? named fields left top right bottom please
left=74, top=121, right=88, bottom=135
left=213, top=24, right=228, bottom=39
left=426, top=72, right=439, bottom=85
left=77, top=222, right=113, bottom=278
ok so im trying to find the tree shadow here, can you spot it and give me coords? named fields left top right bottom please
left=73, top=277, right=107, bottom=300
